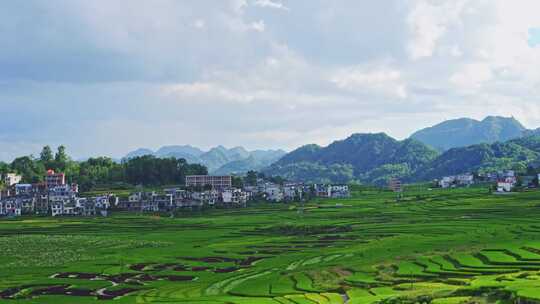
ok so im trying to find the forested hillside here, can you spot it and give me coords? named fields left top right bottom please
left=410, top=116, right=527, bottom=151
left=264, top=134, right=540, bottom=185
left=1, top=146, right=207, bottom=192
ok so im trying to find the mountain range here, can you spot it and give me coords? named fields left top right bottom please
left=125, top=116, right=540, bottom=184
left=263, top=132, right=540, bottom=184
left=263, top=116, right=540, bottom=184
left=410, top=116, right=534, bottom=151
left=124, top=145, right=286, bottom=175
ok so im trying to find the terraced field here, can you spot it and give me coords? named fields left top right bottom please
left=3, top=186, right=540, bottom=303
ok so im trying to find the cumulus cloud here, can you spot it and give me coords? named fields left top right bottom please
left=1, top=0, right=540, bottom=160
left=330, top=65, right=407, bottom=99
left=253, top=0, right=289, bottom=11
left=406, top=0, right=470, bottom=60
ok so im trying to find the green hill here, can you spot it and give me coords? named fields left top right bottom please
left=264, top=133, right=540, bottom=185
left=413, top=142, right=539, bottom=181
left=410, top=116, right=527, bottom=151
left=264, top=133, right=439, bottom=184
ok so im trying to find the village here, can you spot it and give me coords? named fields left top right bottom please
left=0, top=171, right=351, bottom=218
left=435, top=170, right=540, bottom=193
left=2, top=166, right=537, bottom=218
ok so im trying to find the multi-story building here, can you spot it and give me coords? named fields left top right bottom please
left=15, top=184, right=33, bottom=196
left=153, top=194, right=173, bottom=210
left=221, top=189, right=248, bottom=205
left=48, top=184, right=78, bottom=202
left=76, top=198, right=96, bottom=216
left=283, top=183, right=303, bottom=201
left=186, top=175, right=232, bottom=189
left=314, top=184, right=350, bottom=198
left=45, top=169, right=66, bottom=189
left=0, top=198, right=21, bottom=216
left=329, top=185, right=350, bottom=198
left=264, top=184, right=284, bottom=202
left=3, top=173, right=22, bottom=186
left=192, top=190, right=218, bottom=205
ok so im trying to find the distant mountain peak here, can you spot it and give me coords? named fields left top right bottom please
left=124, top=145, right=286, bottom=175
left=410, top=116, right=527, bottom=151
left=124, top=148, right=154, bottom=159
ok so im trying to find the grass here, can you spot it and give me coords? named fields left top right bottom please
left=4, top=186, right=540, bottom=302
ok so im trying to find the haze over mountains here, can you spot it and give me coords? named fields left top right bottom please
left=125, top=116, right=540, bottom=184
left=124, top=145, right=286, bottom=175
left=264, top=116, right=540, bottom=184
left=410, top=116, right=537, bottom=151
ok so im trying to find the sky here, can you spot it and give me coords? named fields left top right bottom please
left=2, top=0, right=540, bottom=161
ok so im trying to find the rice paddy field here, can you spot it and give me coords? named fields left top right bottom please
left=3, top=186, right=540, bottom=303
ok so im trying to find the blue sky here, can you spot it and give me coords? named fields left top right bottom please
left=2, top=0, right=540, bottom=161
left=529, top=28, right=540, bottom=47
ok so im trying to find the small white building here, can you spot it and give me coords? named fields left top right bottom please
left=51, top=201, right=64, bottom=216
left=15, top=184, right=33, bottom=196
left=264, top=184, right=284, bottom=202
left=456, top=174, right=474, bottom=186
left=222, top=189, right=248, bottom=205
left=330, top=185, right=350, bottom=198
left=497, top=181, right=513, bottom=193
left=497, top=177, right=517, bottom=193
left=4, top=173, right=22, bottom=186
left=0, top=198, right=21, bottom=216
left=95, top=195, right=112, bottom=210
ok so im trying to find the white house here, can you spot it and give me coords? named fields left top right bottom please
left=264, top=184, right=284, bottom=202
left=15, top=184, right=33, bottom=196
left=314, top=184, right=331, bottom=197
left=222, top=189, right=248, bottom=205
left=95, top=195, right=112, bottom=210
left=456, top=174, right=474, bottom=186
left=51, top=201, right=64, bottom=216
left=330, top=185, right=350, bottom=198
left=283, top=183, right=303, bottom=201
left=0, top=198, right=21, bottom=216
left=4, top=173, right=22, bottom=186
left=76, top=198, right=96, bottom=216
left=497, top=177, right=516, bottom=193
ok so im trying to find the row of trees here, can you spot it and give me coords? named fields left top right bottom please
left=0, top=146, right=207, bottom=191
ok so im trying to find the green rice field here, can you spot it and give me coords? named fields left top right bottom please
left=3, top=186, right=540, bottom=303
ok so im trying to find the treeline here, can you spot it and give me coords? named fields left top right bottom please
left=0, top=146, right=207, bottom=191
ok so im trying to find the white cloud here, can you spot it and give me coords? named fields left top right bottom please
left=331, top=65, right=408, bottom=99
left=450, top=45, right=463, bottom=57
left=162, top=82, right=256, bottom=104
left=193, top=19, right=206, bottom=29
left=4, top=1, right=540, bottom=160
left=251, top=20, right=266, bottom=32
left=450, top=63, right=492, bottom=90
left=406, top=0, right=469, bottom=60
left=253, top=0, right=289, bottom=11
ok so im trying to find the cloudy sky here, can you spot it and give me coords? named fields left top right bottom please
left=2, top=0, right=540, bottom=160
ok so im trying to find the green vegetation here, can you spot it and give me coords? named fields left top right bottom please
left=264, top=133, right=438, bottom=185
left=264, top=132, right=540, bottom=184
left=0, top=146, right=207, bottom=192
left=125, top=145, right=286, bottom=174
left=4, top=187, right=540, bottom=302
left=410, top=116, right=527, bottom=151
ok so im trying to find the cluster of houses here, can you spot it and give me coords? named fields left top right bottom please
left=0, top=172, right=350, bottom=218
left=437, top=173, right=475, bottom=188
left=437, top=170, right=540, bottom=193
left=244, top=181, right=350, bottom=202
left=0, top=170, right=115, bottom=217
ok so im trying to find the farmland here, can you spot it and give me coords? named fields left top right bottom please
left=3, top=186, right=540, bottom=303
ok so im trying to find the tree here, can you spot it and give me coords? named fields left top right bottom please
left=55, top=145, right=69, bottom=171
left=40, top=146, right=54, bottom=164
left=232, top=176, right=244, bottom=188
left=11, top=156, right=45, bottom=183
left=245, top=170, right=258, bottom=186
